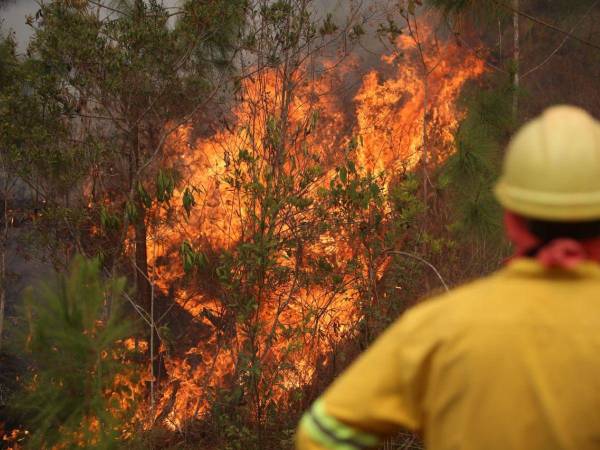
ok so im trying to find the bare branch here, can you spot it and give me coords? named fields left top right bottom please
left=522, top=0, right=600, bottom=78
left=492, top=0, right=600, bottom=52
left=387, top=251, right=450, bottom=292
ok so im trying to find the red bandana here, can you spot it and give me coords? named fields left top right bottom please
left=504, top=212, right=600, bottom=269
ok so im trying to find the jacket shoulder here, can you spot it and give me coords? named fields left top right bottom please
left=398, top=271, right=508, bottom=332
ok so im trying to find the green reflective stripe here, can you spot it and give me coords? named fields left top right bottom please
left=312, top=400, right=380, bottom=447
left=301, top=412, right=360, bottom=450
left=302, top=399, right=380, bottom=449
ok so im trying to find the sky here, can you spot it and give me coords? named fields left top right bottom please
left=1, top=0, right=37, bottom=51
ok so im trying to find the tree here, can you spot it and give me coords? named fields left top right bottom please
left=427, top=0, right=600, bottom=121
left=0, top=33, right=21, bottom=355
left=151, top=2, right=486, bottom=445
left=154, top=0, right=389, bottom=444
left=0, top=30, right=74, bottom=352
left=512, top=0, right=519, bottom=118
left=438, top=82, right=513, bottom=272
left=424, top=0, right=521, bottom=119
left=12, top=256, right=133, bottom=449
left=379, top=1, right=459, bottom=201
left=28, top=0, right=246, bottom=393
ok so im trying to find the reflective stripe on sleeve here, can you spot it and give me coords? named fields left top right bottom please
left=300, top=399, right=380, bottom=450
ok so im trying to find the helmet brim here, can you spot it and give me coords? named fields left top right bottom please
left=494, top=181, right=600, bottom=222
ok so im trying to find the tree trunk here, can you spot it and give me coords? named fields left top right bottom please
left=131, top=127, right=163, bottom=392
left=134, top=210, right=150, bottom=321
left=0, top=193, right=7, bottom=353
left=133, top=204, right=163, bottom=385
left=422, top=73, right=429, bottom=202
left=131, top=126, right=150, bottom=319
left=512, top=0, right=520, bottom=120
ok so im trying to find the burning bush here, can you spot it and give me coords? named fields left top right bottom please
left=143, top=9, right=486, bottom=445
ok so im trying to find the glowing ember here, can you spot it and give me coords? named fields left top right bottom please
left=2, top=427, right=28, bottom=449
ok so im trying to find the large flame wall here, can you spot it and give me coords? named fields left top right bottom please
left=147, top=27, right=485, bottom=430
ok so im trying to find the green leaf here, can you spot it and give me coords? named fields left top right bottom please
left=319, top=13, right=339, bottom=36
left=125, top=200, right=138, bottom=222
left=182, top=187, right=196, bottom=217
left=100, top=205, right=120, bottom=231
left=339, top=166, right=347, bottom=184
left=180, top=240, right=206, bottom=273
left=156, top=169, right=175, bottom=203
left=408, top=0, right=417, bottom=15
left=137, top=183, right=152, bottom=209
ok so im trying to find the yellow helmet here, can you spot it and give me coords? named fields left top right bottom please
left=494, top=105, right=600, bottom=221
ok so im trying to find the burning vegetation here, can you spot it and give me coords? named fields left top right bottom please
left=146, top=21, right=485, bottom=433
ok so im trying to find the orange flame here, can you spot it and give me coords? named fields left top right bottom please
left=143, top=23, right=485, bottom=430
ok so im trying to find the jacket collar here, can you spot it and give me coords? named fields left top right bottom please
left=503, top=258, right=600, bottom=280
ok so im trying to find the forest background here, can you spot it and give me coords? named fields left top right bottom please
left=1, top=0, right=600, bottom=449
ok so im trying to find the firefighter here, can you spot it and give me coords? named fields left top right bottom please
left=295, top=105, right=600, bottom=450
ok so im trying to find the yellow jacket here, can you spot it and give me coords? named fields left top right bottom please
left=296, top=259, right=600, bottom=450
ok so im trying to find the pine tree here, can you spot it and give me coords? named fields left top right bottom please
left=12, top=256, right=133, bottom=449
left=436, top=82, right=514, bottom=277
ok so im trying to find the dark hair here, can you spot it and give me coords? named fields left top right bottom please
left=527, top=219, right=600, bottom=241
left=524, top=219, right=600, bottom=256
